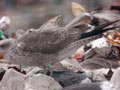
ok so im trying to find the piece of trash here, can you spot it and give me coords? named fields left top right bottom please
left=104, top=31, right=120, bottom=47
left=0, top=53, right=4, bottom=59
left=72, top=2, right=87, bottom=16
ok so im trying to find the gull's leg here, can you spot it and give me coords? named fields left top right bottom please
left=50, top=68, right=53, bottom=77
left=47, top=64, right=53, bottom=77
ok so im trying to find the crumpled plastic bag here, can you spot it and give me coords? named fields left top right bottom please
left=90, top=37, right=108, bottom=48
left=38, top=70, right=87, bottom=87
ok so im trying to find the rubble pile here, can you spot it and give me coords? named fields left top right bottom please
left=0, top=2, right=120, bottom=90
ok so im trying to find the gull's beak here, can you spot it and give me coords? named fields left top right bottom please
left=79, top=20, right=120, bottom=39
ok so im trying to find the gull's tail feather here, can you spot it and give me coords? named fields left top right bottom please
left=93, top=20, right=120, bottom=30
left=80, top=20, right=120, bottom=39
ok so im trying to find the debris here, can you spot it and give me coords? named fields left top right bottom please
left=0, top=68, right=5, bottom=81
left=70, top=46, right=84, bottom=63
left=85, top=70, right=108, bottom=82
left=62, top=81, right=112, bottom=90
left=8, top=66, right=26, bottom=75
left=80, top=56, right=119, bottom=69
left=80, top=78, right=92, bottom=83
left=110, top=6, right=120, bottom=12
left=0, top=16, right=11, bottom=27
left=72, top=2, right=87, bottom=16
left=0, top=53, right=4, bottom=59
left=82, top=45, right=120, bottom=69
left=0, top=69, right=25, bottom=90
left=105, top=69, right=113, bottom=80
left=104, top=31, right=120, bottom=47
left=60, top=59, right=82, bottom=72
left=0, top=68, right=62, bottom=90
left=25, top=73, right=62, bottom=90
left=90, top=37, right=108, bottom=48
left=110, top=67, right=120, bottom=90
left=38, top=70, right=87, bottom=87
left=62, top=67, right=120, bottom=90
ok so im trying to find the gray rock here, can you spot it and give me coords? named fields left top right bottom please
left=80, top=56, right=119, bottom=69
left=80, top=78, right=92, bottom=83
left=85, top=70, right=107, bottom=82
left=25, top=73, right=62, bottom=90
left=81, top=46, right=120, bottom=69
left=60, top=59, right=82, bottom=72
left=62, top=81, right=112, bottom=90
left=110, top=67, right=120, bottom=90
left=0, top=68, right=62, bottom=90
left=0, top=69, right=25, bottom=90
left=26, top=67, right=43, bottom=77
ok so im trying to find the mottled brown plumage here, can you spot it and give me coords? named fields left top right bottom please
left=0, top=16, right=118, bottom=69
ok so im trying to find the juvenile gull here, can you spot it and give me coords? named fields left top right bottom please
left=0, top=16, right=119, bottom=69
